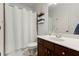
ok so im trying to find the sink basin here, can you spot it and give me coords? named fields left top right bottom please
left=49, top=36, right=64, bottom=41
left=48, top=33, right=64, bottom=41
left=53, top=38, right=64, bottom=41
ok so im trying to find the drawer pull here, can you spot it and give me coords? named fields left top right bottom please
left=62, top=52, right=65, bottom=55
left=48, top=51, right=50, bottom=54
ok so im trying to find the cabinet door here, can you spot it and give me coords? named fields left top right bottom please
left=38, top=38, right=55, bottom=56
left=67, top=49, right=79, bottom=56
left=38, top=44, right=48, bottom=56
left=38, top=45, right=44, bottom=56
left=54, top=44, right=67, bottom=56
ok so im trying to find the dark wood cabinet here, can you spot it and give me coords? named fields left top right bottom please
left=67, top=49, right=79, bottom=56
left=38, top=38, right=55, bottom=56
left=54, top=44, right=67, bottom=56
left=38, top=38, right=79, bottom=56
left=38, top=45, right=47, bottom=56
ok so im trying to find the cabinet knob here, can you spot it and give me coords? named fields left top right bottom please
left=62, top=52, right=65, bottom=55
left=48, top=51, right=50, bottom=54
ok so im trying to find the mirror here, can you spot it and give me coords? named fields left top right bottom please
left=48, top=3, right=79, bottom=35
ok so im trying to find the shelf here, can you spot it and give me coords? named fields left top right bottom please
left=37, top=19, right=45, bottom=22
left=38, top=20, right=45, bottom=24
left=37, top=13, right=44, bottom=17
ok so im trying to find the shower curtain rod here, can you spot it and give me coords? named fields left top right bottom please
left=3, top=3, right=5, bottom=56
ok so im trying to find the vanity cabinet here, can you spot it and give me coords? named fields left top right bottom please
left=38, top=38, right=79, bottom=56
left=38, top=38, right=54, bottom=56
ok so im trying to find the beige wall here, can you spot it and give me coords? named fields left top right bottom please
left=38, top=4, right=49, bottom=35
left=50, top=3, right=79, bottom=34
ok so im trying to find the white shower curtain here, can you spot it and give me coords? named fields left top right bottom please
left=5, top=4, right=37, bottom=56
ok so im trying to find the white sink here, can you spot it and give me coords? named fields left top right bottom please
left=53, top=38, right=64, bottom=41
left=49, top=36, right=64, bottom=41
left=48, top=33, right=64, bottom=41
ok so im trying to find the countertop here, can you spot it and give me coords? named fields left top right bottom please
left=37, top=35, right=79, bottom=51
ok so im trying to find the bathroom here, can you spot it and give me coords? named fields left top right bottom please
left=0, top=3, right=79, bottom=56
left=0, top=3, right=48, bottom=56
